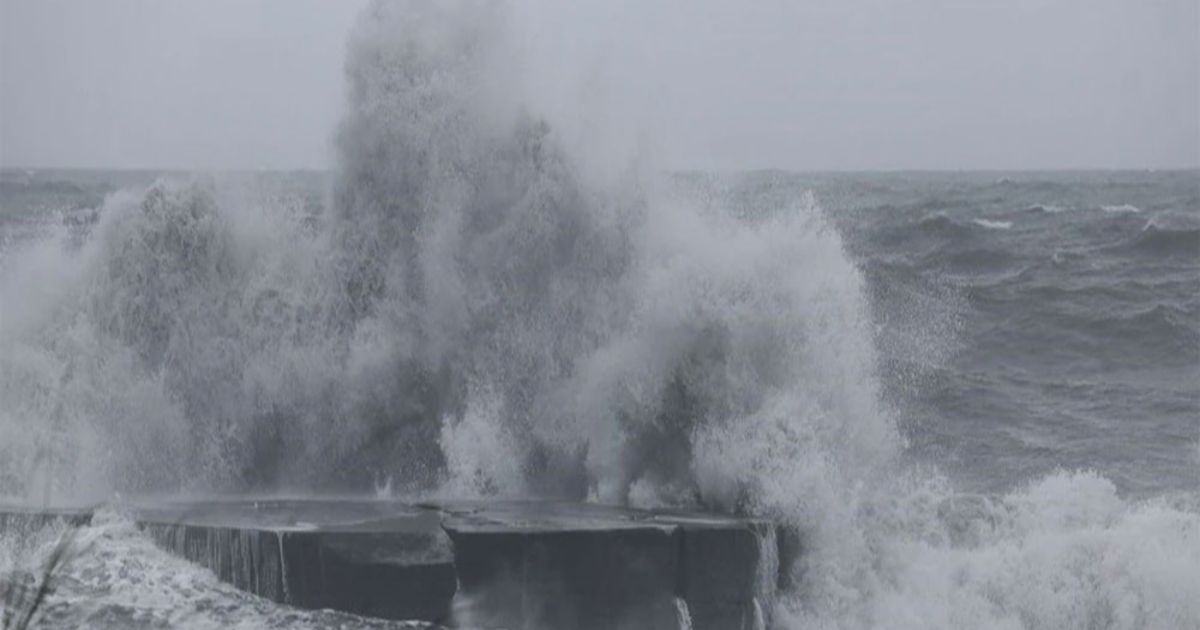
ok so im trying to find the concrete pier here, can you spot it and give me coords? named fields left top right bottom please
left=1, top=499, right=779, bottom=629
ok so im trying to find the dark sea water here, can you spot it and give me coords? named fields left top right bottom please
left=692, top=170, right=1200, bottom=498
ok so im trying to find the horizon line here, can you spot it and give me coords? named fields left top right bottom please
left=3, top=165, right=1198, bottom=175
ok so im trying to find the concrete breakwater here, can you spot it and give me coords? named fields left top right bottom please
left=1, top=499, right=781, bottom=629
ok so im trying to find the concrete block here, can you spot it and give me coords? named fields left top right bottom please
left=1, top=499, right=780, bottom=629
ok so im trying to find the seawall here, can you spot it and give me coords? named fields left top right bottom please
left=1, top=499, right=781, bottom=629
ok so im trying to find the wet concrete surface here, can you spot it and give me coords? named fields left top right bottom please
left=1, top=499, right=779, bottom=629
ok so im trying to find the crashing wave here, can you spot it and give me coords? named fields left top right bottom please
left=0, top=2, right=1197, bottom=629
left=0, top=0, right=892, bottom=509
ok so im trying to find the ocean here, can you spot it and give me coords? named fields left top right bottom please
left=1, top=3, right=1199, bottom=628
left=2, top=166, right=1196, bottom=629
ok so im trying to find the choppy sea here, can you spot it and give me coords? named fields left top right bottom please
left=1, top=167, right=1196, bottom=629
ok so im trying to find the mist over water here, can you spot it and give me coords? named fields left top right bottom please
left=1, top=2, right=1198, bottom=628
left=2, top=1, right=894, bottom=507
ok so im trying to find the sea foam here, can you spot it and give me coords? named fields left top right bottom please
left=972, top=218, right=1013, bottom=230
left=0, top=3, right=1197, bottom=629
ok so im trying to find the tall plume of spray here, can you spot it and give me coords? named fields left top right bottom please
left=333, top=4, right=906, bottom=623
left=0, top=0, right=897, bottom=606
left=0, top=0, right=894, bottom=503
left=8, top=2, right=1195, bottom=628
left=326, top=5, right=907, bottom=622
left=328, top=0, right=898, bottom=507
left=0, top=3, right=901, bottom=610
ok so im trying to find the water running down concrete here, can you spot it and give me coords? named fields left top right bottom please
left=1, top=499, right=777, bottom=629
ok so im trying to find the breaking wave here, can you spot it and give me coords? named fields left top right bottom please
left=1, top=2, right=1197, bottom=629
left=972, top=218, right=1013, bottom=230
left=1, top=0, right=890, bottom=509
left=1025, top=203, right=1069, bottom=214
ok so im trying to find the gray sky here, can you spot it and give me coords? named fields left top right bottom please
left=2, top=0, right=1197, bottom=171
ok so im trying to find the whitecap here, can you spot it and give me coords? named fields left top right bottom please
left=1102, top=204, right=1141, bottom=214
left=972, top=218, right=1013, bottom=230
left=1026, top=203, right=1068, bottom=214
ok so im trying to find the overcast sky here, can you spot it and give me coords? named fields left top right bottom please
left=1, top=0, right=1197, bottom=171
